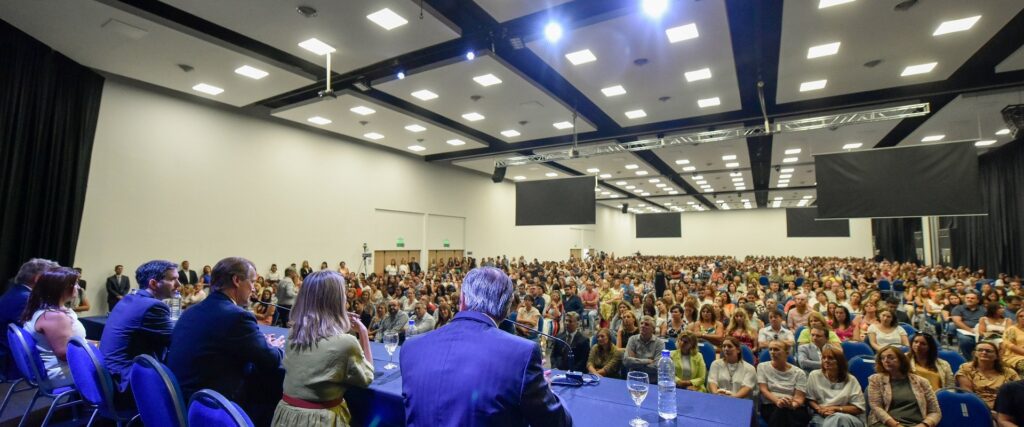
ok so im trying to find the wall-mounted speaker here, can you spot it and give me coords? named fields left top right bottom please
left=491, top=166, right=507, bottom=183
left=621, top=203, right=629, bottom=213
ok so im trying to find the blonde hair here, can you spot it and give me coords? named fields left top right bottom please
left=287, top=271, right=351, bottom=349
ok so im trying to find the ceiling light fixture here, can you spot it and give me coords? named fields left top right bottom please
left=784, top=148, right=802, bottom=155
left=473, top=74, right=502, bottom=86
left=405, top=124, right=427, bottom=132
left=807, top=42, right=841, bottom=59
left=818, top=0, right=855, bottom=8
left=800, top=79, right=828, bottom=92
left=565, top=49, right=597, bottom=65
left=544, top=22, right=563, bottom=42
left=599, top=173, right=612, bottom=178
left=465, top=51, right=475, bottom=61
left=684, top=68, right=712, bottom=82
left=782, top=157, right=798, bottom=163
left=350, top=106, right=376, bottom=115
left=642, top=0, right=669, bottom=18
left=462, top=112, right=485, bottom=121
left=363, top=132, right=384, bottom=140
left=842, top=142, right=863, bottom=149
left=367, top=8, right=408, bottom=30
left=513, top=176, right=526, bottom=181
left=625, top=164, right=639, bottom=170
left=601, top=85, right=627, bottom=97
left=411, top=89, right=438, bottom=101
left=407, top=145, right=426, bottom=152
left=625, top=109, right=647, bottom=119
left=234, top=65, right=268, bottom=79
left=933, top=15, right=981, bottom=36
left=501, top=130, right=521, bottom=137
left=307, top=116, right=331, bottom=125
left=675, top=159, right=690, bottom=165
left=553, top=121, right=573, bottom=129
left=697, top=97, right=721, bottom=108
left=586, top=168, right=600, bottom=173
left=192, top=83, right=224, bottom=95
left=722, top=154, right=737, bottom=161
left=725, top=162, right=739, bottom=168
left=975, top=140, right=996, bottom=146
left=901, top=62, right=937, bottom=76
left=995, top=128, right=1011, bottom=136
left=446, top=139, right=465, bottom=146
left=682, top=166, right=696, bottom=171
left=921, top=134, right=945, bottom=142
left=635, top=171, right=649, bottom=176
left=545, top=172, right=558, bottom=177
left=665, top=23, right=699, bottom=43
left=781, top=168, right=795, bottom=173
left=298, top=38, right=335, bottom=55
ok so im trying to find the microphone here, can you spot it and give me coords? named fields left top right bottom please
left=502, top=318, right=584, bottom=386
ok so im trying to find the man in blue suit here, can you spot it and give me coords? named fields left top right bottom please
left=167, top=257, right=284, bottom=426
left=401, top=267, right=572, bottom=427
left=0, top=258, right=58, bottom=379
left=100, top=260, right=176, bottom=393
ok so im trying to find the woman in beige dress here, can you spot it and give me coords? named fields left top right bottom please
left=272, top=271, right=375, bottom=427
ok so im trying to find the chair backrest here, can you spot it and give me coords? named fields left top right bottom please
left=6, top=324, right=51, bottom=390
left=740, top=345, right=755, bottom=365
left=892, top=280, right=905, bottom=291
left=188, top=389, right=253, bottom=427
left=935, top=388, right=991, bottom=427
left=847, top=355, right=876, bottom=393
left=794, top=326, right=806, bottom=343
left=759, top=276, right=769, bottom=287
left=129, top=355, right=187, bottom=427
left=66, top=337, right=121, bottom=417
left=878, top=280, right=891, bottom=291
left=899, top=323, right=917, bottom=336
left=938, top=350, right=966, bottom=374
left=758, top=349, right=795, bottom=364
left=697, top=342, right=715, bottom=373
left=794, top=277, right=805, bottom=287
left=665, top=338, right=676, bottom=351
left=841, top=341, right=874, bottom=361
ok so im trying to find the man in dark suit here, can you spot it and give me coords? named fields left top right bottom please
left=106, top=265, right=131, bottom=312
left=177, top=260, right=198, bottom=285
left=100, top=260, right=176, bottom=393
left=167, top=257, right=284, bottom=426
left=401, top=267, right=572, bottom=427
left=408, top=256, right=421, bottom=275
left=552, top=312, right=590, bottom=373
left=0, top=258, right=59, bottom=378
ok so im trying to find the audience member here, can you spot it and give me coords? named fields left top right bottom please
left=552, top=312, right=589, bottom=373
left=956, top=340, right=1020, bottom=410
left=831, top=306, right=855, bottom=342
left=587, top=328, right=623, bottom=379
left=788, top=294, right=812, bottom=331
left=376, top=300, right=410, bottom=343
left=178, top=260, right=198, bottom=285
left=798, top=312, right=841, bottom=344
left=995, top=379, right=1024, bottom=427
left=757, top=340, right=810, bottom=427
left=952, top=291, right=985, bottom=359
left=623, top=315, right=664, bottom=380
left=852, top=302, right=880, bottom=342
left=906, top=333, right=955, bottom=391
left=408, top=302, right=435, bottom=336
left=1002, top=308, right=1024, bottom=374
left=867, top=309, right=909, bottom=352
left=515, top=297, right=540, bottom=340
left=20, top=267, right=87, bottom=387
left=708, top=337, right=756, bottom=399
left=805, top=344, right=866, bottom=427
left=799, top=327, right=832, bottom=372
left=691, top=304, right=725, bottom=346
left=100, top=260, right=177, bottom=394
left=0, top=258, right=59, bottom=378
left=758, top=310, right=795, bottom=352
left=105, top=264, right=131, bottom=312
left=272, top=271, right=373, bottom=426
left=866, top=345, right=941, bottom=427
left=671, top=332, right=706, bottom=392
left=276, top=268, right=299, bottom=327
left=726, top=309, right=759, bottom=351
left=979, top=302, right=1011, bottom=344
left=252, top=288, right=276, bottom=326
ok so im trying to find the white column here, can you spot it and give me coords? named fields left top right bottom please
left=920, top=217, right=934, bottom=265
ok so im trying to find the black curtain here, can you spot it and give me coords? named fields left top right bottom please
left=0, top=21, right=104, bottom=284
left=947, top=138, right=1024, bottom=276
left=872, top=218, right=921, bottom=263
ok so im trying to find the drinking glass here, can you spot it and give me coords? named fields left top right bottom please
left=626, top=371, right=649, bottom=427
left=384, top=331, right=399, bottom=370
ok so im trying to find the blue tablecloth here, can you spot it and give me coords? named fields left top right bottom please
left=82, top=316, right=752, bottom=427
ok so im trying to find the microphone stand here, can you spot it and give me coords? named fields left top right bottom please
left=502, top=319, right=584, bottom=386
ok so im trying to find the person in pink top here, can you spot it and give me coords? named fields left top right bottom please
left=580, top=282, right=600, bottom=331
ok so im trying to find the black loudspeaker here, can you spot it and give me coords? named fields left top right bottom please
left=621, top=203, right=629, bottom=213
left=491, top=166, right=507, bottom=183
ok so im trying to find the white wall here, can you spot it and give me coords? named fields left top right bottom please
left=72, top=79, right=870, bottom=315
left=594, top=206, right=873, bottom=259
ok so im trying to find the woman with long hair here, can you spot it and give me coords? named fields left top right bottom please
left=691, top=304, right=725, bottom=346
left=867, top=309, right=909, bottom=352
left=707, top=336, right=756, bottom=399
left=806, top=344, right=866, bottom=427
left=586, top=328, right=623, bottom=379
left=20, top=267, right=87, bottom=387
left=273, top=271, right=374, bottom=426
left=906, top=333, right=955, bottom=391
left=671, top=332, right=706, bottom=392
left=852, top=302, right=880, bottom=342
left=725, top=309, right=758, bottom=351
left=955, top=340, right=1020, bottom=410
left=435, top=301, right=454, bottom=329
left=866, top=345, right=941, bottom=427
left=1001, top=308, right=1024, bottom=374
left=616, top=311, right=640, bottom=350
left=831, top=306, right=855, bottom=342
left=252, top=288, right=276, bottom=326
left=977, top=302, right=1010, bottom=344
left=663, top=304, right=687, bottom=340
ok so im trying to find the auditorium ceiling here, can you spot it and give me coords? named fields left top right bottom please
left=2, top=0, right=1022, bottom=211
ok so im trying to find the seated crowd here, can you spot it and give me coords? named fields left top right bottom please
left=1, top=254, right=1023, bottom=427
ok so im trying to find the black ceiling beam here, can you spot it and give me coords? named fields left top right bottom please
left=630, top=150, right=717, bottom=210
left=726, top=0, right=783, bottom=208
left=873, top=9, right=1024, bottom=148
left=529, top=153, right=668, bottom=211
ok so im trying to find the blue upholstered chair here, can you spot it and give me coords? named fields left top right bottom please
left=899, top=323, right=917, bottom=336
left=188, top=389, right=253, bottom=427
left=758, top=349, right=795, bottom=364
left=697, top=341, right=715, bottom=374
left=847, top=356, right=875, bottom=394
left=740, top=345, right=755, bottom=365
left=935, top=388, right=991, bottom=427
left=129, top=355, right=187, bottom=427
left=938, top=350, right=966, bottom=376
left=7, top=325, right=84, bottom=427
left=840, top=341, right=874, bottom=361
left=66, top=337, right=139, bottom=426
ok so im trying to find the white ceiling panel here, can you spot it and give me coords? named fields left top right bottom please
left=777, top=0, right=1022, bottom=104
left=651, top=135, right=752, bottom=176
left=453, top=157, right=570, bottom=182
left=897, top=90, right=1022, bottom=150
left=272, top=92, right=486, bottom=155
left=0, top=0, right=314, bottom=107
left=678, top=169, right=753, bottom=195
left=160, top=0, right=459, bottom=75
left=771, top=117, right=902, bottom=164
left=475, top=0, right=573, bottom=23
left=995, top=43, right=1024, bottom=73
left=768, top=189, right=819, bottom=209
left=537, top=147, right=654, bottom=181
left=604, top=176, right=684, bottom=199
left=376, top=54, right=596, bottom=140
left=526, top=1, right=741, bottom=126
left=772, top=164, right=817, bottom=190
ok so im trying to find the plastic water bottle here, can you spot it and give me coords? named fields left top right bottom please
left=170, top=290, right=182, bottom=321
left=406, top=319, right=416, bottom=338
left=657, top=349, right=677, bottom=420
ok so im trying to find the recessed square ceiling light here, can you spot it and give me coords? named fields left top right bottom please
left=601, top=85, right=627, bottom=97
left=996, top=128, right=1011, bottom=136
left=625, top=109, right=647, bottom=119
left=782, top=157, right=798, bottom=163
left=692, top=175, right=704, bottom=180
left=615, top=181, right=627, bottom=185
left=553, top=121, right=573, bottom=129
left=462, top=112, right=485, bottom=121
left=192, top=83, right=224, bottom=95
left=781, top=168, right=794, bottom=173
left=513, top=176, right=526, bottom=181
left=799, top=79, right=828, bottom=92
left=638, top=203, right=648, bottom=208
left=635, top=171, right=649, bottom=176
left=803, top=195, right=814, bottom=199
left=350, top=106, right=376, bottom=115
left=626, top=185, right=636, bottom=189
left=307, top=116, right=331, bottom=125
left=363, top=132, right=384, bottom=140
left=818, top=0, right=855, bottom=9
left=779, top=174, right=792, bottom=179
left=696, top=180, right=707, bottom=185
left=411, top=89, right=439, bottom=101
left=807, top=42, right=841, bottom=59
left=684, top=68, right=712, bottom=82
left=501, top=130, right=521, bottom=137
left=668, top=190, right=679, bottom=195
left=624, top=164, right=639, bottom=170
left=842, top=142, right=863, bottom=149
left=697, top=97, right=721, bottom=108
left=298, top=38, right=336, bottom=55
left=546, top=172, right=558, bottom=177
left=975, top=140, right=996, bottom=146
left=773, top=197, right=784, bottom=201
left=586, top=168, right=600, bottom=173
left=778, top=179, right=790, bottom=184
left=735, top=186, right=746, bottom=190
left=777, top=184, right=789, bottom=188
left=784, top=148, right=802, bottom=155
left=675, top=159, right=690, bottom=165
left=722, top=154, right=737, bottom=161
left=472, top=73, right=502, bottom=87
left=933, top=15, right=981, bottom=36
left=682, top=166, right=696, bottom=171
left=367, top=8, right=408, bottom=30
left=725, top=162, right=740, bottom=168
left=656, top=183, right=667, bottom=188
left=407, top=145, right=426, bottom=152
left=641, top=192, right=651, bottom=196
left=234, top=65, right=268, bottom=79
left=665, top=23, right=699, bottom=43
left=921, top=134, right=945, bottom=142
left=901, top=62, right=937, bottom=77
left=729, top=172, right=742, bottom=177
left=565, top=49, right=597, bottom=65
left=446, top=139, right=465, bottom=146
left=599, top=173, right=612, bottom=179
left=732, top=178, right=744, bottom=182
left=405, top=124, right=427, bottom=132
left=610, top=194, right=620, bottom=198
left=649, top=178, right=660, bottom=183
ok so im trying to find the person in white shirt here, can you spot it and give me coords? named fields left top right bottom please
left=708, top=336, right=756, bottom=400
left=398, top=259, right=410, bottom=276
left=266, top=264, right=282, bottom=284
left=385, top=259, right=399, bottom=277
left=806, top=345, right=866, bottom=427
left=757, top=340, right=810, bottom=427
left=408, top=302, right=435, bottom=336
left=758, top=310, right=795, bottom=352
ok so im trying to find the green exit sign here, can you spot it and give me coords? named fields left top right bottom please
left=443, top=239, right=450, bottom=248
left=397, top=237, right=405, bottom=248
